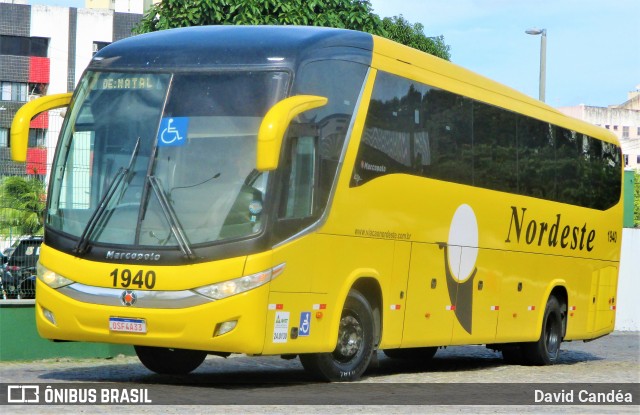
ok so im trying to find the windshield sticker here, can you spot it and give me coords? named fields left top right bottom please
left=158, top=117, right=189, bottom=147
left=273, top=311, right=290, bottom=343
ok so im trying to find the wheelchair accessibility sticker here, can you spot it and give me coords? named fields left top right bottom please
left=158, top=117, right=188, bottom=147
left=299, top=312, right=311, bottom=336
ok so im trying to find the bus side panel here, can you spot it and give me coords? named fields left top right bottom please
left=494, top=250, right=544, bottom=343
left=261, top=292, right=333, bottom=354
left=449, top=248, right=501, bottom=346
left=586, top=265, right=618, bottom=338
left=402, top=242, right=454, bottom=347
left=266, top=233, right=395, bottom=354
left=382, top=240, right=411, bottom=349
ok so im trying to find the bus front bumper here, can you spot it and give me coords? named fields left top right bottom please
left=34, top=281, right=270, bottom=355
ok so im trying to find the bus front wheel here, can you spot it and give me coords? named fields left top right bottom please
left=299, top=290, right=376, bottom=381
left=134, top=345, right=207, bottom=375
left=522, top=296, right=563, bottom=365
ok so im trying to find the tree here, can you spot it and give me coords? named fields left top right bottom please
left=635, top=171, right=640, bottom=228
left=133, top=0, right=451, bottom=60
left=381, top=15, right=450, bottom=60
left=0, top=176, right=46, bottom=237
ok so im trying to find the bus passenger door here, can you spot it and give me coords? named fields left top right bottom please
left=401, top=242, right=455, bottom=347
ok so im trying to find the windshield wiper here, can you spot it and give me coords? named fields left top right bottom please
left=73, top=138, right=141, bottom=255
left=148, top=175, right=195, bottom=260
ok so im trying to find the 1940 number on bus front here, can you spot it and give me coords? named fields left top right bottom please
left=110, top=268, right=156, bottom=289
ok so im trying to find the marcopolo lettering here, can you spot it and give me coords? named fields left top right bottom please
left=106, top=251, right=161, bottom=261
left=505, top=206, right=596, bottom=252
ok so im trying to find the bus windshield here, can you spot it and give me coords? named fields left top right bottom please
left=47, top=70, right=289, bottom=248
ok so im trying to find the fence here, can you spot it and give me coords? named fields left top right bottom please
left=1, top=103, right=63, bottom=300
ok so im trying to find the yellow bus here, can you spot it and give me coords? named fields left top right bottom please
left=11, top=26, right=622, bottom=381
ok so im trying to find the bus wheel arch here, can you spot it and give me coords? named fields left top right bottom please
left=351, top=277, right=383, bottom=349
left=299, top=282, right=380, bottom=381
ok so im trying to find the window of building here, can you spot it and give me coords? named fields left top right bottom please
left=0, top=127, right=8, bottom=147
left=637, top=154, right=640, bottom=164
left=0, top=35, right=49, bottom=57
left=613, top=125, right=618, bottom=131
left=622, top=126, right=629, bottom=138
left=624, top=154, right=629, bottom=166
left=92, top=41, right=110, bottom=55
left=0, top=82, right=28, bottom=102
left=28, top=128, right=46, bottom=147
left=0, top=82, right=9, bottom=101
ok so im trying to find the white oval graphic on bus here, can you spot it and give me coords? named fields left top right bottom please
left=447, top=204, right=479, bottom=282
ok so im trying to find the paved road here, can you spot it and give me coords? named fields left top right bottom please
left=1, top=331, right=638, bottom=414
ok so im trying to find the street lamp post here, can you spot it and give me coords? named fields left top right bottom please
left=525, top=28, right=547, bottom=102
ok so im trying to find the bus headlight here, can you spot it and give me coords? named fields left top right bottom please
left=37, top=263, right=74, bottom=289
left=193, top=263, right=285, bottom=300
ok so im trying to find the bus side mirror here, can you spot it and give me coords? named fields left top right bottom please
left=10, top=93, right=73, bottom=162
left=256, top=95, right=328, bottom=171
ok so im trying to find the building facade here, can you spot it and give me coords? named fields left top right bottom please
left=0, top=1, right=141, bottom=177
left=559, top=88, right=640, bottom=171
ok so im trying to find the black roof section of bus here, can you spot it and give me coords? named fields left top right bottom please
left=90, top=25, right=374, bottom=71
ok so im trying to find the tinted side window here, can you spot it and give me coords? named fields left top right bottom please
left=351, top=70, right=621, bottom=210
left=294, top=60, right=368, bottom=208
left=353, top=72, right=474, bottom=187
left=274, top=59, right=368, bottom=241
left=352, top=72, right=424, bottom=186
left=555, top=127, right=582, bottom=205
left=423, top=89, right=473, bottom=185
left=518, top=117, right=555, bottom=199
left=473, top=101, right=517, bottom=192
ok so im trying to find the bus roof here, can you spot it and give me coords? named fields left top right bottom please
left=89, top=25, right=618, bottom=147
left=90, top=25, right=373, bottom=71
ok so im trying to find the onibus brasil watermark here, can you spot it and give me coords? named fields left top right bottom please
left=6, top=384, right=151, bottom=404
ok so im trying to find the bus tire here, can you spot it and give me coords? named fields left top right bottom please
left=134, top=345, right=207, bottom=375
left=522, top=296, right=563, bottom=365
left=383, top=347, right=437, bottom=361
left=299, top=290, right=375, bottom=381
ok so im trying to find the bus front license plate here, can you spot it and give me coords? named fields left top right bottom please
left=109, top=317, right=147, bottom=334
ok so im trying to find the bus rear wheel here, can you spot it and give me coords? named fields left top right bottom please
left=134, top=345, right=207, bottom=375
left=299, top=290, right=375, bottom=381
left=522, top=296, right=563, bottom=365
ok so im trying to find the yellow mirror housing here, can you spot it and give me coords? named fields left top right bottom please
left=256, top=95, right=328, bottom=171
left=10, top=93, right=73, bottom=162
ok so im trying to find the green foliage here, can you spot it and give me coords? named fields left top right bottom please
left=134, top=0, right=383, bottom=33
left=133, top=0, right=451, bottom=59
left=635, top=171, right=640, bottom=227
left=0, top=176, right=46, bottom=237
left=381, top=15, right=450, bottom=60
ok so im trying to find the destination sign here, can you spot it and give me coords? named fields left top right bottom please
left=94, top=74, right=163, bottom=90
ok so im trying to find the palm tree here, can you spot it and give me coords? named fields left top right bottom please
left=0, top=176, right=46, bottom=238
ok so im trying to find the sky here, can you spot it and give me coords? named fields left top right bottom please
left=28, top=0, right=640, bottom=108
left=368, top=0, right=640, bottom=108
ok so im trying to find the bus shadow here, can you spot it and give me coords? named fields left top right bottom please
left=37, top=345, right=603, bottom=386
